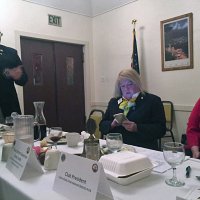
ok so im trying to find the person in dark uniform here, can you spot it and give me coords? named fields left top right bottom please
left=99, top=68, right=166, bottom=150
left=0, top=44, right=28, bottom=123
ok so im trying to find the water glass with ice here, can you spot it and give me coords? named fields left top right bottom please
left=106, top=133, right=123, bottom=153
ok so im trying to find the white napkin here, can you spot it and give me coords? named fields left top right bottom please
left=81, top=131, right=90, bottom=139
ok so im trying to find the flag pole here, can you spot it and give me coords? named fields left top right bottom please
left=132, top=19, right=137, bottom=30
left=131, top=19, right=140, bottom=74
left=131, top=19, right=137, bottom=67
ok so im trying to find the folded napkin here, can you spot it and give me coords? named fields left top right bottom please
left=81, top=131, right=90, bottom=139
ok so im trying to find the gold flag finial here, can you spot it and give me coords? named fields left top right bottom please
left=132, top=19, right=137, bottom=24
left=132, top=19, right=137, bottom=30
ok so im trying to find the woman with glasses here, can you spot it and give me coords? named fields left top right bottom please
left=99, top=68, right=166, bottom=150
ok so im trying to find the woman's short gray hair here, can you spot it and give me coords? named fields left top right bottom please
left=114, top=68, right=144, bottom=98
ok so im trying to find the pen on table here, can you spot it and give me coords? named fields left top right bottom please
left=186, top=166, right=191, bottom=178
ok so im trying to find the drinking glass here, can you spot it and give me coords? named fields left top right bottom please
left=106, top=133, right=123, bottom=153
left=49, top=127, right=62, bottom=149
left=85, top=143, right=100, bottom=161
left=163, top=142, right=185, bottom=187
left=5, top=116, right=14, bottom=128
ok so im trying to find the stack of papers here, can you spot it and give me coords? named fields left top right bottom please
left=134, top=146, right=190, bottom=173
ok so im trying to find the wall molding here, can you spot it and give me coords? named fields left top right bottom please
left=174, top=104, right=193, bottom=112
left=91, top=102, right=193, bottom=112
left=22, top=0, right=138, bottom=18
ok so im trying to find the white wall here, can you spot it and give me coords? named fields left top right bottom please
left=1, top=0, right=199, bottom=140
left=92, top=0, right=200, bottom=140
left=0, top=0, right=93, bottom=117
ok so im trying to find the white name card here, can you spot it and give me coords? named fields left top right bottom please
left=6, top=139, right=44, bottom=180
left=53, top=153, right=113, bottom=200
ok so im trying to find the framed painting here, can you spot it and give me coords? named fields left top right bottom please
left=160, top=13, right=193, bottom=71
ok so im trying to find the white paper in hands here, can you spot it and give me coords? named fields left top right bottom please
left=114, top=113, right=128, bottom=124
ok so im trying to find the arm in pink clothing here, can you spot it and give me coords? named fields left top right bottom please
left=186, top=98, right=200, bottom=148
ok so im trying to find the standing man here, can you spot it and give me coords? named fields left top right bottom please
left=0, top=44, right=28, bottom=123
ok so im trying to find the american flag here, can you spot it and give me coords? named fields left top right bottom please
left=131, top=28, right=140, bottom=74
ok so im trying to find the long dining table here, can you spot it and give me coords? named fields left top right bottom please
left=0, top=138, right=200, bottom=200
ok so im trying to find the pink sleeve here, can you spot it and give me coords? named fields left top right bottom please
left=186, top=98, right=200, bottom=148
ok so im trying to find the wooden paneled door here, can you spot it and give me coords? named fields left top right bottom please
left=20, top=37, right=86, bottom=132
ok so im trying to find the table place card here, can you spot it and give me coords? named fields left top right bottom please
left=53, top=153, right=113, bottom=200
left=6, top=139, right=44, bottom=180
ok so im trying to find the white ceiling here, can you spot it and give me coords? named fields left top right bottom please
left=23, top=0, right=138, bottom=17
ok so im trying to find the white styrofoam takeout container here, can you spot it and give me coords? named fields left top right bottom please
left=99, top=151, right=153, bottom=185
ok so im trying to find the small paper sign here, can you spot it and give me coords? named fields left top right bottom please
left=53, top=153, right=113, bottom=200
left=6, top=139, right=44, bottom=180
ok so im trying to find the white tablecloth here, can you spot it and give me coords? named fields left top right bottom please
left=0, top=139, right=200, bottom=200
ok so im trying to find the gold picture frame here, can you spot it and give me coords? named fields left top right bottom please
left=160, top=13, right=193, bottom=71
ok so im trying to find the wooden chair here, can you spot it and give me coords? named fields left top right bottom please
left=88, top=109, right=105, bottom=139
left=158, top=101, right=175, bottom=150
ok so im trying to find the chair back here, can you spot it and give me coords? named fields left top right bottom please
left=162, top=101, right=173, bottom=131
left=88, top=109, right=105, bottom=139
left=158, top=101, right=175, bottom=151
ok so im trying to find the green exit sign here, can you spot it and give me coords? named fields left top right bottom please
left=48, top=14, right=62, bottom=27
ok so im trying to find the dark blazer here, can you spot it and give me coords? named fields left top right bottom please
left=0, top=45, right=28, bottom=118
left=99, top=92, right=166, bottom=150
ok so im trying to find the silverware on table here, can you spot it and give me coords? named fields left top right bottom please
left=196, top=176, right=200, bottom=181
